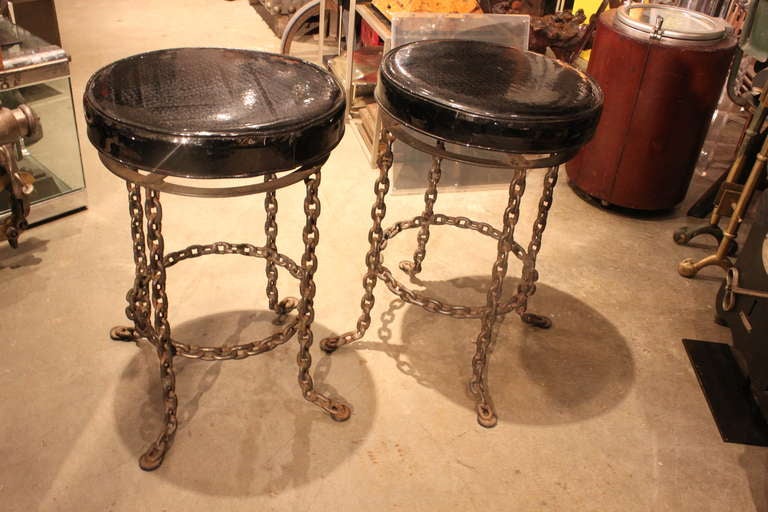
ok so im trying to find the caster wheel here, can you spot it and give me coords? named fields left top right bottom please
left=673, top=227, right=692, bottom=245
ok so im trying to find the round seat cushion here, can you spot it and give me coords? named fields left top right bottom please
left=84, top=48, right=345, bottom=178
left=376, top=40, right=603, bottom=155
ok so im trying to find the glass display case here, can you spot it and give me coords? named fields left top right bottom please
left=0, top=18, right=86, bottom=229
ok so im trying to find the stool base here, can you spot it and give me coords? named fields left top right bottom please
left=112, top=171, right=349, bottom=471
left=321, top=128, right=558, bottom=427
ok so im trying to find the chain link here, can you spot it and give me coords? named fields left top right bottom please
left=516, top=166, right=559, bottom=305
left=297, top=172, right=320, bottom=398
left=164, top=241, right=303, bottom=279
left=171, top=318, right=299, bottom=361
left=376, top=266, right=523, bottom=319
left=470, top=169, right=528, bottom=427
left=402, top=144, right=443, bottom=275
left=320, top=130, right=395, bottom=352
left=295, top=172, right=350, bottom=419
left=125, top=182, right=151, bottom=335
left=139, top=187, right=178, bottom=471
left=264, top=173, right=280, bottom=311
left=381, top=213, right=527, bottom=260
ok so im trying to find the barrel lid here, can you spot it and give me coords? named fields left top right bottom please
left=615, top=3, right=728, bottom=41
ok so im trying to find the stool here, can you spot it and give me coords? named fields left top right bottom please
left=320, top=40, right=602, bottom=427
left=84, top=48, right=351, bottom=471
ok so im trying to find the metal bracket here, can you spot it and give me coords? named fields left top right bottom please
left=714, top=181, right=745, bottom=218
left=722, top=267, right=768, bottom=311
left=650, top=15, right=665, bottom=41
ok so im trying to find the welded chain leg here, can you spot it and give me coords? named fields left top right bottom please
left=470, top=169, right=527, bottom=428
left=264, top=173, right=280, bottom=310
left=139, top=188, right=179, bottom=471
left=518, top=166, right=559, bottom=329
left=320, top=130, right=395, bottom=353
left=111, top=181, right=151, bottom=344
left=263, top=173, right=298, bottom=325
left=296, top=172, right=351, bottom=421
left=400, top=144, right=443, bottom=276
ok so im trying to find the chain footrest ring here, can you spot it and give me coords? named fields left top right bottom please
left=377, top=265, right=523, bottom=319
left=163, top=240, right=304, bottom=279
left=171, top=316, right=299, bottom=361
left=376, top=212, right=532, bottom=318
left=381, top=213, right=527, bottom=261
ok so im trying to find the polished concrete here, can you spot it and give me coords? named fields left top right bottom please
left=1, top=1, right=766, bottom=510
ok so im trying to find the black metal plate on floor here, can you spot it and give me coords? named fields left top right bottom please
left=683, top=339, right=768, bottom=447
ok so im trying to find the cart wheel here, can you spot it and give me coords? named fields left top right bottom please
left=673, top=227, right=692, bottom=245
left=280, top=0, right=341, bottom=62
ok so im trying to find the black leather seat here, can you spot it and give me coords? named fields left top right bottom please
left=376, top=40, right=603, bottom=155
left=84, top=47, right=345, bottom=178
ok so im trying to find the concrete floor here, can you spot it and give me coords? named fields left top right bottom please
left=1, top=1, right=766, bottom=510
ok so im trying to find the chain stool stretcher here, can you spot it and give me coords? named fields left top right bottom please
left=320, top=40, right=603, bottom=427
left=84, top=48, right=350, bottom=471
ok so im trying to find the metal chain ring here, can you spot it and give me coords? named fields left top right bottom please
left=171, top=317, right=299, bottom=361
left=163, top=241, right=303, bottom=280
left=377, top=266, right=523, bottom=319
left=381, top=213, right=527, bottom=264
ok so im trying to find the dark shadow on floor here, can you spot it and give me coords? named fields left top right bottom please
left=741, top=446, right=768, bottom=512
left=0, top=237, right=49, bottom=309
left=352, top=275, right=634, bottom=425
left=0, top=236, right=47, bottom=270
left=113, top=309, right=375, bottom=497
